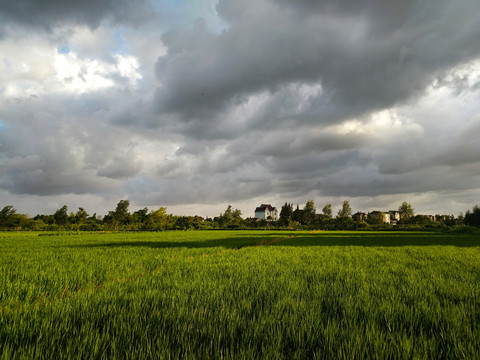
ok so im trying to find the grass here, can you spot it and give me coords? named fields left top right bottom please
left=1, top=230, right=480, bottom=359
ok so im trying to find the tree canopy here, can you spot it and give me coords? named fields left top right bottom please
left=322, top=203, right=332, bottom=218
left=465, top=205, right=480, bottom=227
left=337, top=200, right=352, bottom=218
left=398, top=201, right=414, bottom=220
left=0, top=199, right=475, bottom=231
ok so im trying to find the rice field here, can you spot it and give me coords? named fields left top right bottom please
left=1, top=230, right=480, bottom=359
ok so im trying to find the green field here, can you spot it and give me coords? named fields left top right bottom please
left=1, top=230, right=480, bottom=359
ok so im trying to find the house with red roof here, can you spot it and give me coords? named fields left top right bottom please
left=254, top=204, right=278, bottom=221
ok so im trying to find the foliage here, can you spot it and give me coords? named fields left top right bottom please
left=0, top=205, right=17, bottom=229
left=398, top=201, right=414, bottom=220
left=465, top=205, right=480, bottom=227
left=0, top=200, right=476, bottom=232
left=303, top=200, right=316, bottom=225
left=337, top=200, right=352, bottom=218
left=279, top=202, right=293, bottom=226
left=53, top=205, right=69, bottom=226
left=108, top=200, right=130, bottom=231
left=146, top=207, right=170, bottom=231
left=322, top=203, right=332, bottom=218
left=292, top=204, right=303, bottom=224
left=216, top=205, right=243, bottom=228
left=74, top=208, right=89, bottom=230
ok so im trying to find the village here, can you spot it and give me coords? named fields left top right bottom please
left=253, top=203, right=456, bottom=226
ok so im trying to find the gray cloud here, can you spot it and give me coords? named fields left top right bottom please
left=97, top=153, right=143, bottom=179
left=0, top=0, right=155, bottom=32
left=152, top=0, right=480, bottom=136
left=0, top=93, right=135, bottom=196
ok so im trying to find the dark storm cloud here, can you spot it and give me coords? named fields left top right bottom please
left=377, top=115, right=480, bottom=175
left=0, top=0, right=155, bottom=31
left=0, top=93, right=136, bottom=196
left=319, top=164, right=480, bottom=198
left=153, top=0, right=480, bottom=136
left=97, top=153, right=143, bottom=179
left=252, top=130, right=371, bottom=158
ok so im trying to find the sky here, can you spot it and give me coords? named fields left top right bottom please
left=1, top=0, right=480, bottom=218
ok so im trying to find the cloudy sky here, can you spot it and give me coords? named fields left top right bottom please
left=1, top=0, right=480, bottom=218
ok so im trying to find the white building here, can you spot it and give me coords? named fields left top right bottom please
left=254, top=204, right=278, bottom=221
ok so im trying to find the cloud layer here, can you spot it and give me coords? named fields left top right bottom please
left=1, top=0, right=480, bottom=217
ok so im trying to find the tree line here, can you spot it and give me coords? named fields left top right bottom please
left=0, top=200, right=478, bottom=231
left=274, top=200, right=465, bottom=230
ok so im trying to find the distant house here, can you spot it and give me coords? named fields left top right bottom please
left=254, top=204, right=278, bottom=221
left=389, top=211, right=401, bottom=225
left=368, top=211, right=391, bottom=224
left=436, top=214, right=454, bottom=223
left=352, top=212, right=367, bottom=221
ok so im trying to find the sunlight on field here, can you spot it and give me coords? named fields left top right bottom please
left=1, top=231, right=480, bottom=359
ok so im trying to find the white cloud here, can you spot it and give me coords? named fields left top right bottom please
left=115, top=54, right=142, bottom=83
left=53, top=51, right=115, bottom=93
left=0, top=31, right=141, bottom=99
left=68, top=25, right=115, bottom=57
left=334, top=109, right=424, bottom=141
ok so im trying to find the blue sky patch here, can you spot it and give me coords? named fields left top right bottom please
left=114, top=30, right=128, bottom=55
left=58, top=45, right=70, bottom=54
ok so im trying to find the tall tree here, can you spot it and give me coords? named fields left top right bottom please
left=75, top=208, right=89, bottom=231
left=322, top=203, right=332, bottom=218
left=279, top=202, right=293, bottom=225
left=337, top=200, right=352, bottom=218
left=464, top=205, right=480, bottom=227
left=303, top=200, right=316, bottom=225
left=109, top=200, right=130, bottom=231
left=292, top=204, right=303, bottom=223
left=133, top=207, right=149, bottom=225
left=0, top=205, right=17, bottom=228
left=222, top=205, right=233, bottom=224
left=398, top=201, right=414, bottom=220
left=148, top=207, right=170, bottom=230
left=54, top=205, right=69, bottom=226
left=218, top=205, right=242, bottom=228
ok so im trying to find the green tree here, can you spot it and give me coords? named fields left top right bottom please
left=322, top=203, right=332, bottom=218
left=465, top=205, right=480, bottom=227
left=398, top=201, right=414, bottom=221
left=303, top=200, right=316, bottom=225
left=221, top=205, right=233, bottom=226
left=109, top=200, right=130, bottom=231
left=147, top=207, right=170, bottom=230
left=337, top=200, right=352, bottom=218
left=54, top=205, right=69, bottom=226
left=75, top=208, right=89, bottom=223
left=279, top=203, right=293, bottom=226
left=292, top=204, right=304, bottom=224
left=75, top=208, right=89, bottom=230
left=218, top=205, right=242, bottom=228
left=132, top=207, right=149, bottom=229
left=0, top=205, right=17, bottom=229
left=10, top=213, right=34, bottom=230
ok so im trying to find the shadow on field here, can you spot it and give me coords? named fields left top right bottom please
left=267, top=233, right=480, bottom=247
left=69, top=232, right=480, bottom=249
left=70, top=238, right=258, bottom=250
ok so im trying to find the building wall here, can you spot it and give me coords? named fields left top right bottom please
left=255, top=209, right=278, bottom=221
left=255, top=211, right=266, bottom=220
left=368, top=212, right=390, bottom=224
